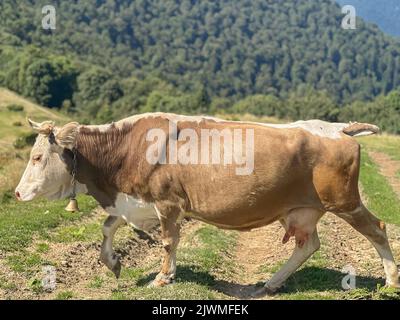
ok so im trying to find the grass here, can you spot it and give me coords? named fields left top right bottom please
left=51, top=221, right=103, bottom=243
left=357, top=134, right=400, bottom=226
left=258, top=261, right=285, bottom=274
left=36, top=243, right=50, bottom=254
left=178, top=226, right=237, bottom=274
left=6, top=251, right=50, bottom=273
left=0, top=276, right=17, bottom=291
left=56, top=291, right=74, bottom=300
left=358, top=149, right=400, bottom=225
left=359, top=135, right=400, bottom=161
left=262, top=253, right=396, bottom=300
left=110, top=225, right=238, bottom=300
left=344, top=285, right=400, bottom=300
left=88, top=276, right=105, bottom=289
left=0, top=88, right=69, bottom=152
left=27, top=277, right=44, bottom=294
left=111, top=283, right=220, bottom=300
left=0, top=152, right=30, bottom=196
left=0, top=195, right=97, bottom=252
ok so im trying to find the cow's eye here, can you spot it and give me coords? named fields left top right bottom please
left=32, top=155, right=42, bottom=163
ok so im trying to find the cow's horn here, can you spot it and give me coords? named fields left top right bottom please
left=65, top=198, right=79, bottom=212
left=28, top=119, right=55, bottom=135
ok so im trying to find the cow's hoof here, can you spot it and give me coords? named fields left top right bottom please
left=250, top=285, right=277, bottom=298
left=100, top=253, right=121, bottom=278
left=112, top=260, right=122, bottom=279
left=385, top=281, right=400, bottom=290
left=148, top=275, right=175, bottom=288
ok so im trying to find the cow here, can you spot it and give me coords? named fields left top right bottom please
left=15, top=112, right=399, bottom=296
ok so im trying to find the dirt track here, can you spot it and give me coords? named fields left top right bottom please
left=369, top=151, right=400, bottom=197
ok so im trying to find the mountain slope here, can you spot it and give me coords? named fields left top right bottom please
left=0, top=88, right=70, bottom=194
left=1, top=0, right=400, bottom=104
left=0, top=88, right=69, bottom=151
left=336, top=0, right=400, bottom=37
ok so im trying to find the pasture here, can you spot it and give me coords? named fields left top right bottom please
left=0, top=89, right=399, bottom=300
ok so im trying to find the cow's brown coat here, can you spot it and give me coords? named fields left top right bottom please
left=72, top=117, right=361, bottom=223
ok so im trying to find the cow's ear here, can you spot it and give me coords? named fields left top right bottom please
left=28, top=119, right=55, bottom=135
left=55, top=122, right=80, bottom=150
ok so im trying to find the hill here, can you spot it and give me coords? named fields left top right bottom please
left=0, top=88, right=69, bottom=151
left=336, top=0, right=400, bottom=37
left=0, top=88, right=70, bottom=194
left=0, top=44, right=210, bottom=124
left=1, top=0, right=400, bottom=106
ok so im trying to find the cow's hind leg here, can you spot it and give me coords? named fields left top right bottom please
left=335, top=204, right=400, bottom=288
left=100, top=216, right=126, bottom=278
left=253, top=208, right=323, bottom=297
left=149, top=205, right=181, bottom=287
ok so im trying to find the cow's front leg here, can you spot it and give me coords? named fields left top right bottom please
left=150, top=205, right=181, bottom=287
left=100, top=215, right=126, bottom=278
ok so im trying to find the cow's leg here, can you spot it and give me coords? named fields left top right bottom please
left=100, top=215, right=126, bottom=278
left=253, top=208, right=323, bottom=297
left=253, top=230, right=321, bottom=297
left=149, top=206, right=181, bottom=287
left=335, top=204, right=400, bottom=288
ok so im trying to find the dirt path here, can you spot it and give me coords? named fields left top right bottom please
left=368, top=151, right=400, bottom=197
left=234, top=223, right=290, bottom=285
left=221, top=213, right=400, bottom=299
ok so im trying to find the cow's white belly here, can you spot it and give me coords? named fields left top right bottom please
left=105, top=193, right=159, bottom=231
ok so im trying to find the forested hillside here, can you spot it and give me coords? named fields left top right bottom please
left=1, top=0, right=400, bottom=103
left=0, top=1, right=400, bottom=133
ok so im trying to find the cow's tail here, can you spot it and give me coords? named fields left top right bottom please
left=342, top=122, right=380, bottom=137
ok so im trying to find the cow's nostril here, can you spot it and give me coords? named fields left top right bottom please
left=15, top=191, right=21, bottom=200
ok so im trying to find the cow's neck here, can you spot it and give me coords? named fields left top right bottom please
left=73, top=124, right=137, bottom=208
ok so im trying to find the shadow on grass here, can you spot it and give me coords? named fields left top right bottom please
left=280, top=266, right=383, bottom=293
left=136, top=265, right=216, bottom=287
left=136, top=265, right=384, bottom=299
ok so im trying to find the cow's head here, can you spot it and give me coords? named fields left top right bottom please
left=15, top=119, right=80, bottom=201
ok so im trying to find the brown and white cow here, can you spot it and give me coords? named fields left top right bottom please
left=15, top=113, right=399, bottom=296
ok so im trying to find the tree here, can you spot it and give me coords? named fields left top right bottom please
left=1, top=0, right=400, bottom=104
